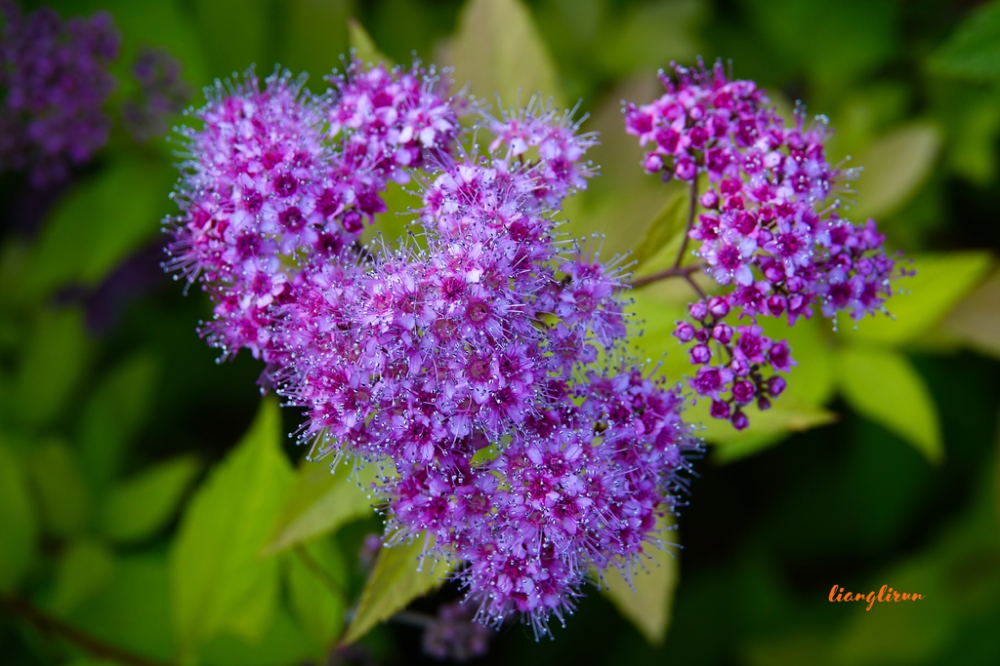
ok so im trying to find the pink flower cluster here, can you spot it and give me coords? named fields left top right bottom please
left=167, top=63, right=700, bottom=634
left=625, top=60, right=904, bottom=429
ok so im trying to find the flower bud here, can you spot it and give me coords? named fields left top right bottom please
left=689, top=344, right=712, bottom=365
left=673, top=321, right=696, bottom=342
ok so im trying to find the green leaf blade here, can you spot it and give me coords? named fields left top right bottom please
left=341, top=536, right=454, bottom=645
left=169, top=398, right=294, bottom=660
left=265, top=458, right=377, bottom=555
left=602, top=518, right=679, bottom=645
left=449, top=0, right=562, bottom=107
left=100, top=455, right=202, bottom=544
left=836, top=347, right=943, bottom=463
left=0, top=442, right=37, bottom=593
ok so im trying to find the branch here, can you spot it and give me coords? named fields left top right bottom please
left=1, top=596, right=171, bottom=666
left=628, top=262, right=704, bottom=289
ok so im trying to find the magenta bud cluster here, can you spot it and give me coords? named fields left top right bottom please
left=0, top=0, right=120, bottom=185
left=166, top=60, right=700, bottom=635
left=624, top=59, right=906, bottom=429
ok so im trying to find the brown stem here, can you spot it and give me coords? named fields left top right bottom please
left=1, top=596, right=171, bottom=666
left=295, top=546, right=348, bottom=600
left=628, top=262, right=704, bottom=289
left=684, top=274, right=709, bottom=302
left=672, top=177, right=699, bottom=270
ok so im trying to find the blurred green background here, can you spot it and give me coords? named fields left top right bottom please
left=2, top=0, right=1000, bottom=664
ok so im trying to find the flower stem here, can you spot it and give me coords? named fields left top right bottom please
left=628, top=178, right=707, bottom=299
left=1, top=596, right=170, bottom=666
left=672, top=177, right=698, bottom=270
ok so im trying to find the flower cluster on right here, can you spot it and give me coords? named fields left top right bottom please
left=625, top=60, right=907, bottom=430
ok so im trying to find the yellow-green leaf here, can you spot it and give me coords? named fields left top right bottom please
left=264, top=458, right=377, bottom=555
left=631, top=180, right=690, bottom=270
left=836, top=347, right=942, bottom=463
left=602, top=519, right=679, bottom=645
left=170, top=398, right=295, bottom=660
left=78, top=353, right=159, bottom=491
left=286, top=540, right=348, bottom=653
left=13, top=309, right=90, bottom=429
left=842, top=252, right=993, bottom=346
left=341, top=535, right=454, bottom=645
left=348, top=17, right=392, bottom=68
left=938, top=266, right=1000, bottom=359
left=0, top=441, right=37, bottom=593
left=25, top=440, right=92, bottom=538
left=449, top=0, right=561, bottom=107
left=50, top=539, right=116, bottom=616
left=20, top=159, right=174, bottom=301
left=99, top=456, right=202, bottom=544
left=853, top=122, right=942, bottom=220
left=703, top=398, right=838, bottom=463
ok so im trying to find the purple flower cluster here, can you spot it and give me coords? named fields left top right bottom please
left=122, top=47, right=191, bottom=143
left=167, top=62, right=700, bottom=635
left=165, top=62, right=459, bottom=364
left=625, top=61, right=904, bottom=429
left=0, top=0, right=120, bottom=185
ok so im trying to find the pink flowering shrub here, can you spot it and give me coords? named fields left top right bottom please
left=165, top=57, right=902, bottom=636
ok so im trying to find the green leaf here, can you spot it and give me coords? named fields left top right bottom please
left=596, top=0, right=703, bottom=76
left=50, top=539, right=116, bottom=616
left=264, top=457, right=377, bottom=555
left=170, top=398, right=294, bottom=660
left=939, top=266, right=1000, bottom=359
left=348, top=17, right=393, bottom=68
left=757, top=315, right=835, bottom=406
left=448, top=0, right=562, bottom=107
left=25, top=440, right=93, bottom=538
left=99, top=456, right=202, bottom=544
left=630, top=180, right=690, bottom=270
left=853, top=122, right=942, bottom=220
left=601, top=518, right=679, bottom=645
left=20, top=158, right=174, bottom=301
left=279, top=0, right=351, bottom=87
left=194, top=0, right=272, bottom=78
left=79, top=353, right=159, bottom=491
left=0, top=441, right=37, bottom=593
left=286, top=540, right=348, bottom=652
left=930, top=1, right=1000, bottom=82
left=201, top=608, right=312, bottom=666
left=842, top=252, right=993, bottom=346
left=836, top=347, right=943, bottom=463
left=69, top=554, right=176, bottom=663
left=12, top=309, right=90, bottom=429
left=561, top=77, right=672, bottom=258
left=341, top=535, right=454, bottom=645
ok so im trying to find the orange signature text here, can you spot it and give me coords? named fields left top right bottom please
left=829, top=585, right=925, bottom=611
